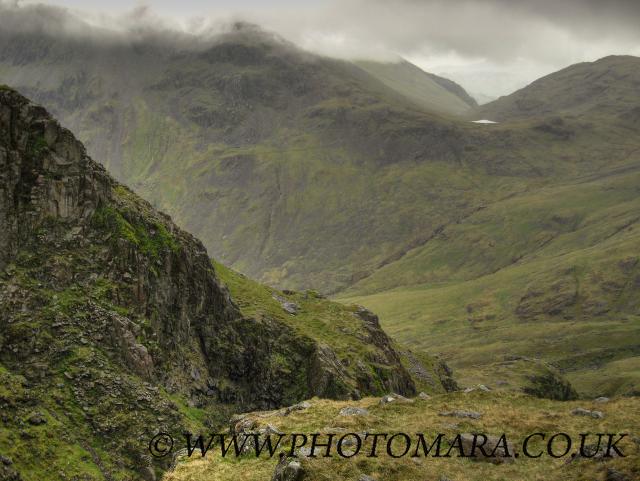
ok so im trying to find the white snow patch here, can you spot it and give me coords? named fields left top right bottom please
left=471, top=119, right=498, bottom=124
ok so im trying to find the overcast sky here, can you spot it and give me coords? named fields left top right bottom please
left=10, top=0, right=640, bottom=99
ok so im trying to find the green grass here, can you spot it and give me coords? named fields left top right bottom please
left=338, top=166, right=640, bottom=397
left=214, top=261, right=448, bottom=396
left=165, top=392, right=640, bottom=481
left=93, top=191, right=179, bottom=259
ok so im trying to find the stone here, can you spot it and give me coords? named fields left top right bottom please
left=594, top=396, right=610, bottom=403
left=272, top=294, right=299, bottom=315
left=606, top=467, right=630, bottom=481
left=379, top=393, right=413, bottom=405
left=297, top=447, right=312, bottom=458
left=262, top=424, right=284, bottom=435
left=379, top=394, right=396, bottom=406
left=478, top=384, right=491, bottom=391
left=27, top=412, right=46, bottom=425
left=271, top=456, right=303, bottom=481
left=282, top=302, right=299, bottom=315
left=571, top=408, right=604, bottom=419
left=359, top=475, right=376, bottom=481
left=230, top=416, right=257, bottom=434
left=339, top=406, right=369, bottom=416
left=459, top=433, right=514, bottom=464
left=283, top=401, right=312, bottom=415
left=418, top=392, right=431, bottom=400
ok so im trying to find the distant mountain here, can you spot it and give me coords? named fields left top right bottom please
left=340, top=55, right=640, bottom=398
left=475, top=55, right=640, bottom=121
left=3, top=12, right=637, bottom=296
left=0, top=11, right=485, bottom=293
left=469, top=91, right=497, bottom=105
left=354, top=59, right=477, bottom=115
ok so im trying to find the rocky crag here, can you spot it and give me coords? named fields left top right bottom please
left=0, top=88, right=452, bottom=480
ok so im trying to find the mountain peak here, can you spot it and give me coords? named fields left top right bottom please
left=477, top=54, right=640, bottom=121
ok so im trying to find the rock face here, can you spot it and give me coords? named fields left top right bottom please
left=0, top=88, right=426, bottom=479
left=522, top=365, right=578, bottom=401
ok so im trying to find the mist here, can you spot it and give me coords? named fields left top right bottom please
left=6, top=0, right=640, bottom=98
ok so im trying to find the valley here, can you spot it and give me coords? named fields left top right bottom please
left=0, top=4, right=639, bottom=480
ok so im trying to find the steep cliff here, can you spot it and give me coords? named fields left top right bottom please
left=0, top=88, right=448, bottom=480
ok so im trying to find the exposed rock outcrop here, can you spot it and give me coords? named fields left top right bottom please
left=0, top=88, right=433, bottom=479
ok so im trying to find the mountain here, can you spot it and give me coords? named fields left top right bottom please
left=0, top=8, right=488, bottom=293
left=2, top=13, right=637, bottom=298
left=475, top=55, right=640, bottom=121
left=1, top=4, right=639, bottom=398
left=354, top=59, right=477, bottom=115
left=0, top=87, right=455, bottom=480
left=340, top=56, right=640, bottom=397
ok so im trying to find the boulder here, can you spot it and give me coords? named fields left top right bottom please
left=379, top=393, right=413, bottom=405
left=27, top=412, right=46, bottom=425
left=272, top=456, right=303, bottom=481
left=571, top=408, right=604, bottom=419
left=459, top=433, right=514, bottom=464
left=339, top=406, right=369, bottom=416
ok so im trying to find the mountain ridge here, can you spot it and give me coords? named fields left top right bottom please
left=475, top=55, right=640, bottom=121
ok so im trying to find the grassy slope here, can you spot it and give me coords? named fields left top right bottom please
left=339, top=118, right=640, bottom=398
left=354, top=59, right=476, bottom=116
left=475, top=55, right=640, bottom=121
left=335, top=57, right=640, bottom=399
left=165, top=392, right=640, bottom=481
left=214, top=261, right=450, bottom=396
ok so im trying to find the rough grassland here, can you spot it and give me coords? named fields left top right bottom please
left=165, top=392, right=640, bottom=481
left=340, top=162, right=640, bottom=398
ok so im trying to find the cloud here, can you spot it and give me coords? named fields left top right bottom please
left=3, top=0, right=640, bottom=97
left=196, top=0, right=640, bottom=62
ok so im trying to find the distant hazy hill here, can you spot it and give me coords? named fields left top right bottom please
left=354, top=59, right=477, bottom=115
left=475, top=55, right=640, bottom=121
